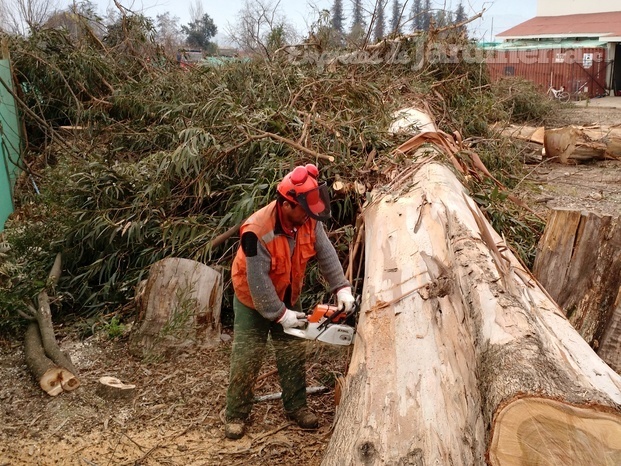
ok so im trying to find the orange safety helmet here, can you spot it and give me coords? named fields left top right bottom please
left=277, top=164, right=331, bottom=222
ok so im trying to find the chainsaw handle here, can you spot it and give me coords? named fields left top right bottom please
left=317, top=295, right=360, bottom=331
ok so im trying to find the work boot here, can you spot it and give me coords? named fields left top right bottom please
left=287, top=407, right=319, bottom=429
left=224, top=419, right=246, bottom=440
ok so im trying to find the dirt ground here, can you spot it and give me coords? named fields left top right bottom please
left=1, top=105, right=620, bottom=466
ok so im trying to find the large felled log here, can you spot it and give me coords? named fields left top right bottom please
left=497, top=123, right=621, bottom=163
left=130, top=257, right=223, bottom=359
left=322, top=161, right=621, bottom=465
left=533, top=209, right=621, bottom=371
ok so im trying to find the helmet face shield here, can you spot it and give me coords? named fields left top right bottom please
left=296, top=182, right=331, bottom=222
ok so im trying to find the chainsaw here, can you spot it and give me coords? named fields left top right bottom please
left=283, top=301, right=357, bottom=346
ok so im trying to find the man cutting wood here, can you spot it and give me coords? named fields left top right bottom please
left=225, top=163, right=354, bottom=440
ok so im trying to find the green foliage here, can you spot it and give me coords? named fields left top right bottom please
left=181, top=14, right=217, bottom=51
left=0, top=25, right=547, bottom=334
left=103, top=315, right=127, bottom=339
left=468, top=139, right=545, bottom=267
left=491, top=77, right=555, bottom=123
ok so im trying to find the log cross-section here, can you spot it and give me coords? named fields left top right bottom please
left=322, top=162, right=621, bottom=465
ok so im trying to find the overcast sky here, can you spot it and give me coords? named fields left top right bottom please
left=85, top=0, right=537, bottom=43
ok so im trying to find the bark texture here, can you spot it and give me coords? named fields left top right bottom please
left=533, top=209, right=621, bottom=371
left=130, top=257, right=223, bottom=359
left=22, top=253, right=80, bottom=395
left=322, top=162, right=621, bottom=466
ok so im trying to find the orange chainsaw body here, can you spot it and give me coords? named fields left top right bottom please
left=307, top=304, right=347, bottom=323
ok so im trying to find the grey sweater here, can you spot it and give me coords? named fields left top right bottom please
left=245, top=221, right=350, bottom=321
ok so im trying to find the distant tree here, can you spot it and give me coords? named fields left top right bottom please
left=0, top=0, right=59, bottom=34
left=266, top=22, right=287, bottom=52
left=422, top=0, right=431, bottom=31
left=331, top=0, right=344, bottom=35
left=188, top=0, right=204, bottom=23
left=350, top=0, right=365, bottom=41
left=351, top=0, right=364, bottom=31
left=155, top=13, right=182, bottom=56
left=44, top=0, right=103, bottom=39
left=310, top=8, right=343, bottom=49
left=227, top=0, right=297, bottom=59
left=410, top=0, right=422, bottom=31
left=390, top=0, right=402, bottom=35
left=181, top=13, right=217, bottom=51
left=434, top=9, right=447, bottom=28
left=373, top=0, right=386, bottom=42
left=454, top=1, right=467, bottom=33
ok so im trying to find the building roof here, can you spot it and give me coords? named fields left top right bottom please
left=497, top=11, right=621, bottom=41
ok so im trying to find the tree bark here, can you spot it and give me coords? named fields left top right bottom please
left=322, top=162, right=621, bottom=465
left=35, top=290, right=79, bottom=376
left=22, top=253, right=80, bottom=395
left=533, top=209, right=621, bottom=371
left=130, top=257, right=223, bottom=359
left=599, top=288, right=621, bottom=373
left=23, top=322, right=78, bottom=396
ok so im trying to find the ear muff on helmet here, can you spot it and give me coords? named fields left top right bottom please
left=277, top=164, right=331, bottom=222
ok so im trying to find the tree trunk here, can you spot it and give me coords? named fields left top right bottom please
left=35, top=290, right=79, bottom=376
left=23, top=323, right=78, bottom=396
left=322, top=162, right=621, bottom=465
left=533, top=209, right=621, bottom=371
left=22, top=253, right=80, bottom=395
left=599, top=289, right=621, bottom=373
left=129, top=257, right=223, bottom=359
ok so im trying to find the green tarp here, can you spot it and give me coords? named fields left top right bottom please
left=478, top=39, right=607, bottom=51
left=0, top=58, right=21, bottom=232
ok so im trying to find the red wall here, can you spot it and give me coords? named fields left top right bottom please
left=486, top=47, right=609, bottom=99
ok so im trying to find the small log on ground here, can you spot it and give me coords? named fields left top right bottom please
left=95, top=376, right=136, bottom=402
left=322, top=162, right=621, bottom=465
left=24, top=323, right=67, bottom=396
left=533, top=209, right=621, bottom=370
left=24, top=322, right=79, bottom=395
left=129, top=257, right=223, bottom=359
left=22, top=253, right=80, bottom=395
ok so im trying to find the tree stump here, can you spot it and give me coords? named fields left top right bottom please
left=95, top=377, right=136, bottom=402
left=322, top=162, right=621, bottom=465
left=533, top=209, right=621, bottom=371
left=129, top=257, right=223, bottom=359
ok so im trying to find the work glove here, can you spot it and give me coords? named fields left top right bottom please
left=277, top=309, right=307, bottom=329
left=336, top=287, right=355, bottom=313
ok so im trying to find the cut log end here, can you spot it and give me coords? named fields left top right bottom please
left=489, top=397, right=621, bottom=465
left=40, top=368, right=64, bottom=396
left=96, top=376, right=136, bottom=402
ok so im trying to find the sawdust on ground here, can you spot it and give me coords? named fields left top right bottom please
left=1, top=105, right=620, bottom=466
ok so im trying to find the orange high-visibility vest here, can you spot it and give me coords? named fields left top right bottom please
left=232, top=201, right=317, bottom=310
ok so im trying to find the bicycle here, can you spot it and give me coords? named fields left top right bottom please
left=547, top=86, right=570, bottom=103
